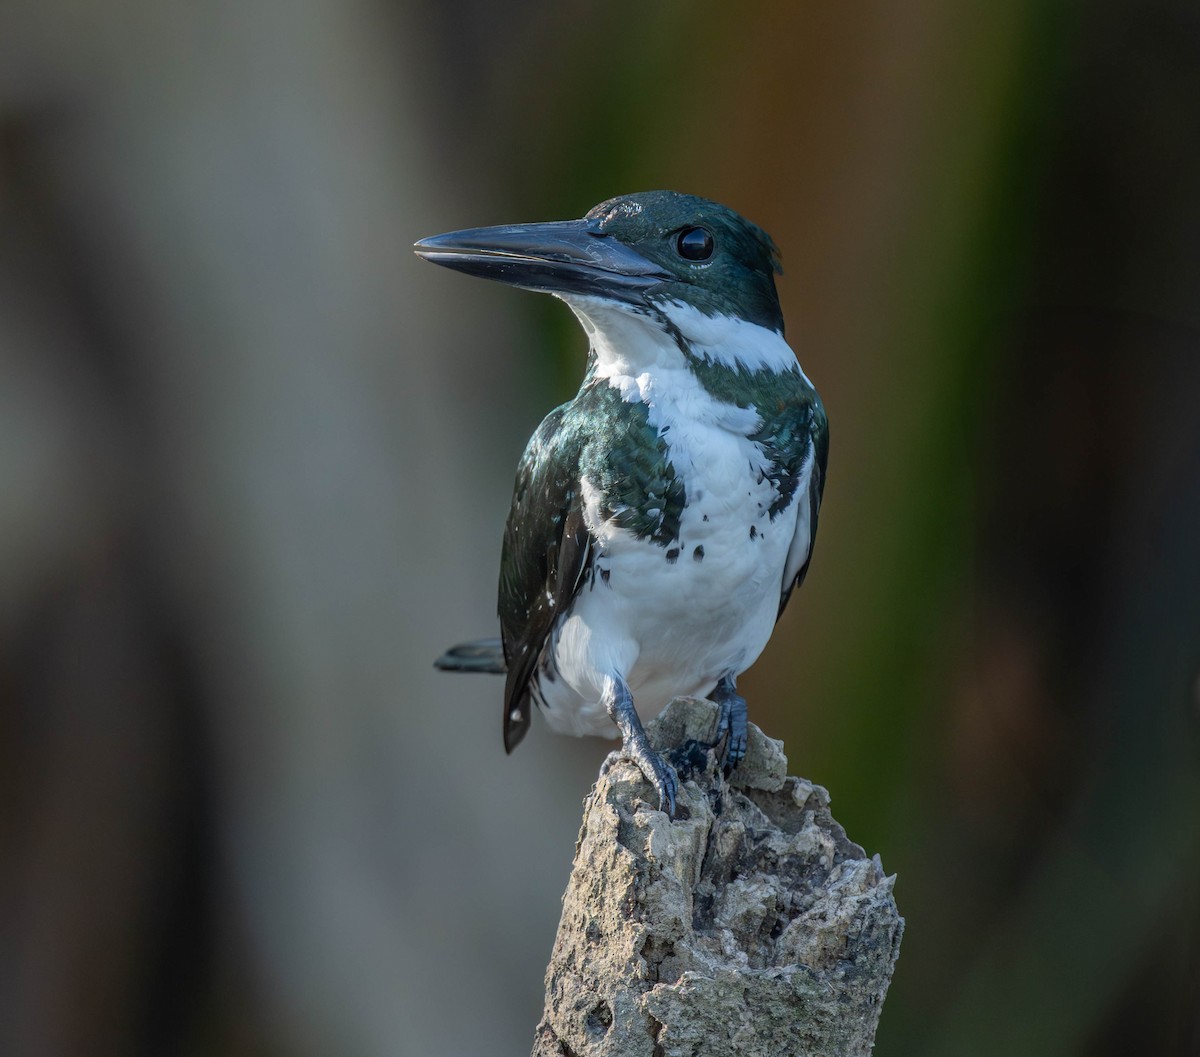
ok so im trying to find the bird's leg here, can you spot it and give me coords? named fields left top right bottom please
left=712, top=674, right=748, bottom=773
left=602, top=674, right=678, bottom=818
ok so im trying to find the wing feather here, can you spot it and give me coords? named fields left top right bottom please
left=777, top=402, right=829, bottom=619
left=498, top=407, right=592, bottom=752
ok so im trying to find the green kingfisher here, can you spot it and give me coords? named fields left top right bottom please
left=416, top=191, right=827, bottom=818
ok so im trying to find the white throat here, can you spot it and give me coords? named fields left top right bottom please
left=562, top=294, right=800, bottom=379
left=561, top=295, right=686, bottom=378
left=560, top=295, right=769, bottom=435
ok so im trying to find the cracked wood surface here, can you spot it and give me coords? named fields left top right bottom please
left=531, top=698, right=903, bottom=1057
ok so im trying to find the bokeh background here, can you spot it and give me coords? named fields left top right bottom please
left=2, top=1, right=1198, bottom=1055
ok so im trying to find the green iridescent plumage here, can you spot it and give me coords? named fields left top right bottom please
left=686, top=356, right=826, bottom=520
left=587, top=191, right=785, bottom=333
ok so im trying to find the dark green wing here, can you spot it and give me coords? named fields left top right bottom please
left=498, top=406, right=592, bottom=753
left=775, top=391, right=829, bottom=619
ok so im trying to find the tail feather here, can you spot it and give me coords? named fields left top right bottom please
left=434, top=637, right=507, bottom=674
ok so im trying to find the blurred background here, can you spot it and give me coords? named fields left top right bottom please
left=1, top=1, right=1198, bottom=1055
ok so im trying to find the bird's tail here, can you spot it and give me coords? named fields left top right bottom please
left=434, top=637, right=507, bottom=674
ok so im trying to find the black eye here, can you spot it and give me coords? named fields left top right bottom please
left=676, top=226, right=714, bottom=261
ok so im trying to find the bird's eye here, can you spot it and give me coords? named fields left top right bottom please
left=676, top=226, right=714, bottom=261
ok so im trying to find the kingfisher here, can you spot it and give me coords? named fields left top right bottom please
left=416, top=191, right=827, bottom=818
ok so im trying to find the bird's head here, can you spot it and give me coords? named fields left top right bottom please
left=414, top=191, right=784, bottom=335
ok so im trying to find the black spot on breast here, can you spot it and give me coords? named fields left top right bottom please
left=600, top=568, right=611, bottom=584
left=665, top=548, right=680, bottom=564
left=702, top=514, right=709, bottom=522
left=693, top=546, right=705, bottom=562
left=749, top=525, right=758, bottom=540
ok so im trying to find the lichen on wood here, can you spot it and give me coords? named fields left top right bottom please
left=532, top=697, right=902, bottom=1057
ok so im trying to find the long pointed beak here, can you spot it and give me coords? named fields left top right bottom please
left=414, top=219, right=672, bottom=299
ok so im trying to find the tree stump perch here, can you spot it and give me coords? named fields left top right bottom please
left=532, top=697, right=903, bottom=1057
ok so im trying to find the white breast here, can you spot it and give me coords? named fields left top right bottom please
left=536, top=297, right=812, bottom=737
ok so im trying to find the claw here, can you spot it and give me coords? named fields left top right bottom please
left=623, top=720, right=679, bottom=817
left=603, top=673, right=680, bottom=818
left=713, top=676, right=748, bottom=775
left=642, top=748, right=678, bottom=817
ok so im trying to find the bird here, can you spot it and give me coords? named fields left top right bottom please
left=415, top=191, right=827, bottom=818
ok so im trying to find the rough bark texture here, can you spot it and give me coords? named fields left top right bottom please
left=532, top=698, right=903, bottom=1057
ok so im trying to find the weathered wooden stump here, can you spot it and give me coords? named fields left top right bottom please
left=532, top=697, right=903, bottom=1057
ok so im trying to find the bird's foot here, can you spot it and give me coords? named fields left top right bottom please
left=603, top=673, right=679, bottom=818
left=626, top=737, right=678, bottom=818
left=712, top=677, right=748, bottom=775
